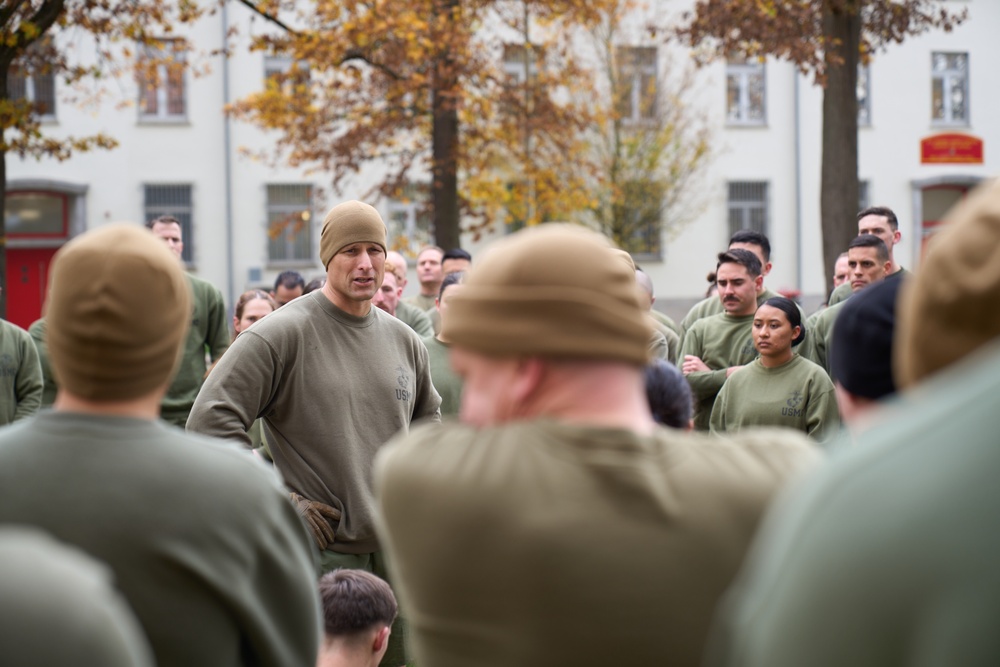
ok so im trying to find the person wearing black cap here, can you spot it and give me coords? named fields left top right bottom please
left=829, top=276, right=905, bottom=428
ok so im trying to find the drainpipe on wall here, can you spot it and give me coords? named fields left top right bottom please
left=793, top=69, right=803, bottom=293
left=222, top=1, right=235, bottom=307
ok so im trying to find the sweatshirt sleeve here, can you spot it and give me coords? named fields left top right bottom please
left=709, top=382, right=729, bottom=434
left=205, top=285, right=231, bottom=363
left=187, top=332, right=280, bottom=447
left=806, top=383, right=841, bottom=446
left=410, top=337, right=442, bottom=424
left=14, top=331, right=43, bottom=421
left=680, top=324, right=730, bottom=401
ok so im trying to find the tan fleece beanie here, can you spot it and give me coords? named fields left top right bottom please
left=319, top=201, right=388, bottom=268
left=46, top=224, right=192, bottom=402
left=895, top=179, right=1000, bottom=388
left=443, top=224, right=652, bottom=365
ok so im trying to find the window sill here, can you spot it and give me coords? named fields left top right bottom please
left=138, top=116, right=191, bottom=126
left=725, top=121, right=768, bottom=128
left=930, top=121, right=971, bottom=129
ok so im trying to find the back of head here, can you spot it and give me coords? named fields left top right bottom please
left=274, top=270, right=306, bottom=292
left=319, top=570, right=398, bottom=640
left=831, top=277, right=903, bottom=400
left=895, top=179, right=1000, bottom=388
left=46, top=224, right=191, bottom=402
left=443, top=224, right=652, bottom=365
left=643, top=359, right=692, bottom=429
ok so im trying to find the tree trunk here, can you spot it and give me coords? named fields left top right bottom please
left=430, top=0, right=461, bottom=251
left=819, top=3, right=861, bottom=297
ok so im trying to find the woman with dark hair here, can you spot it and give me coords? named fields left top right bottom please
left=710, top=297, right=839, bottom=443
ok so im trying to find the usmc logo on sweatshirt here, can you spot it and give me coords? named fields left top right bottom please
left=782, top=390, right=804, bottom=418
left=395, top=366, right=411, bottom=402
left=0, top=354, right=16, bottom=378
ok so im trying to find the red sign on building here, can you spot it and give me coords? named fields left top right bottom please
left=921, top=133, right=984, bottom=164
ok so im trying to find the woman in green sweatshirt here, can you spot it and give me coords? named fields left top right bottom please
left=711, top=297, right=839, bottom=443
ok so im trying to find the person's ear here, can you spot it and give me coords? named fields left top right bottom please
left=372, top=625, right=391, bottom=653
left=762, top=261, right=773, bottom=277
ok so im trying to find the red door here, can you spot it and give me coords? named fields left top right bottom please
left=6, top=247, right=57, bottom=329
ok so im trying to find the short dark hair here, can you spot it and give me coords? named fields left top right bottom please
left=438, top=270, right=466, bottom=300
left=303, top=277, right=325, bottom=294
left=857, top=205, right=899, bottom=231
left=273, top=270, right=306, bottom=292
left=146, top=215, right=181, bottom=230
left=729, top=230, right=771, bottom=262
left=319, top=570, right=398, bottom=639
left=644, top=360, right=693, bottom=429
left=442, top=247, right=472, bottom=262
left=759, top=297, right=805, bottom=346
left=849, top=234, right=889, bottom=263
left=716, top=248, right=762, bottom=278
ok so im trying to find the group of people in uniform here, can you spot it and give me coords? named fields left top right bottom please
left=0, top=179, right=997, bottom=667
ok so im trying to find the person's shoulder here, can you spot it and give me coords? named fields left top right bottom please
left=681, top=427, right=823, bottom=481
left=185, top=273, right=223, bottom=296
left=0, top=319, right=34, bottom=346
left=373, top=307, right=425, bottom=344
left=27, top=319, right=45, bottom=338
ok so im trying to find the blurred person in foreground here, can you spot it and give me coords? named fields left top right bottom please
left=375, top=224, right=820, bottom=667
left=707, top=179, right=1000, bottom=667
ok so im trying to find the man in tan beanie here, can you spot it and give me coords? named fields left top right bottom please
left=705, top=179, right=1000, bottom=667
left=189, top=200, right=440, bottom=667
left=0, top=224, right=321, bottom=667
left=374, top=223, right=820, bottom=667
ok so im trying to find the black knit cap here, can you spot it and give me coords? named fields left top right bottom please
left=830, top=274, right=905, bottom=400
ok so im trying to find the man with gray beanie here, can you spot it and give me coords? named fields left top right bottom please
left=0, top=224, right=321, bottom=667
left=189, top=200, right=440, bottom=667
left=374, top=224, right=819, bottom=667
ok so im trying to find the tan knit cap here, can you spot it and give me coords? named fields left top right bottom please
left=442, top=224, right=652, bottom=365
left=319, top=201, right=388, bottom=268
left=46, top=224, right=192, bottom=401
left=895, top=179, right=1000, bottom=388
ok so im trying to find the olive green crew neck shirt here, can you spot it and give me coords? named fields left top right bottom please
left=0, top=318, right=43, bottom=425
left=375, top=419, right=821, bottom=667
left=710, top=355, right=840, bottom=443
left=421, top=335, right=464, bottom=417
left=188, top=290, right=441, bottom=554
left=396, top=300, right=434, bottom=337
left=680, top=312, right=758, bottom=430
left=404, top=292, right=437, bottom=312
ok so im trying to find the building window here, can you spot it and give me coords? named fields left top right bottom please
left=138, top=40, right=187, bottom=121
left=7, top=66, right=56, bottom=119
left=857, top=64, right=871, bottom=126
left=616, top=46, right=657, bottom=123
left=931, top=52, right=968, bottom=125
left=386, top=183, right=433, bottom=258
left=727, top=181, right=769, bottom=237
left=144, top=184, right=193, bottom=264
left=859, top=179, right=870, bottom=210
left=267, top=184, right=314, bottom=264
left=726, top=57, right=765, bottom=125
left=264, top=55, right=310, bottom=92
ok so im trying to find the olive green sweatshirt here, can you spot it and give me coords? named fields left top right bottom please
left=710, top=355, right=840, bottom=443
left=421, top=335, right=464, bottom=417
left=680, top=313, right=758, bottom=430
left=28, top=318, right=57, bottom=407
left=396, top=300, right=434, bottom=337
left=0, top=412, right=320, bottom=667
left=188, top=291, right=442, bottom=554
left=375, top=419, right=821, bottom=667
left=798, top=300, right=844, bottom=374
left=404, top=292, right=437, bottom=312
left=0, top=319, right=42, bottom=425
left=160, top=274, right=229, bottom=425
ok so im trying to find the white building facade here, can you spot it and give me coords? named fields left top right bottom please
left=4, top=0, right=997, bottom=328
